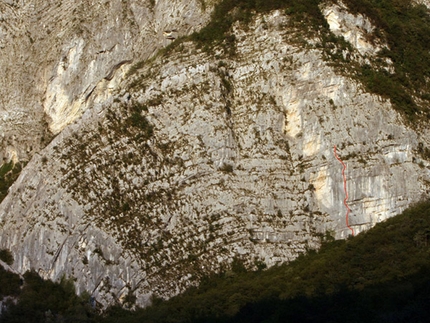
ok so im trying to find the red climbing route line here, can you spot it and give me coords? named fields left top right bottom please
left=333, top=145, right=354, bottom=236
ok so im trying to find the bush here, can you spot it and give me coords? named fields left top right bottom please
left=1, top=271, right=96, bottom=323
left=0, top=267, right=21, bottom=298
left=219, top=163, right=234, bottom=172
left=0, top=162, right=23, bottom=203
left=127, top=113, right=153, bottom=139
left=0, top=249, right=13, bottom=265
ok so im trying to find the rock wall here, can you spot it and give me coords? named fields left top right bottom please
left=323, top=2, right=382, bottom=56
left=1, top=6, right=430, bottom=307
left=0, top=0, right=210, bottom=162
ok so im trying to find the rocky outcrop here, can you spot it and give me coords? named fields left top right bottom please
left=0, top=0, right=210, bottom=162
left=1, top=5, right=430, bottom=308
left=415, top=0, right=430, bottom=9
left=322, top=2, right=383, bottom=56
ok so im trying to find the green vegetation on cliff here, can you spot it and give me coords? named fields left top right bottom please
left=1, top=0, right=430, bottom=322
left=0, top=162, right=23, bottom=203
left=0, top=270, right=95, bottom=323
left=344, top=0, right=430, bottom=119
left=162, top=0, right=430, bottom=121
left=2, top=200, right=430, bottom=322
left=98, top=199, right=430, bottom=323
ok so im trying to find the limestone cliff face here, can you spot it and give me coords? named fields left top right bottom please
left=1, top=1, right=430, bottom=308
left=0, top=0, right=209, bottom=162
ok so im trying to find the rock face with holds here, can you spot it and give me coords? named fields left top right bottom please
left=1, top=0, right=430, bottom=308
